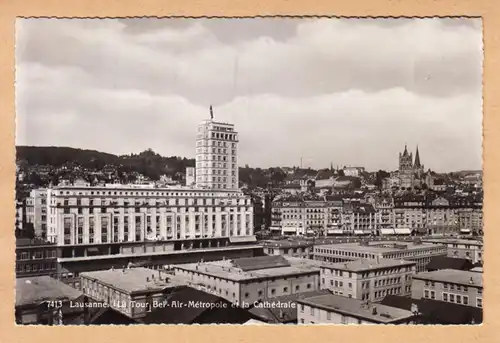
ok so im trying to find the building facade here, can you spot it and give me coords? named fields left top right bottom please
left=45, top=185, right=254, bottom=246
left=195, top=111, right=239, bottom=190
left=422, top=239, right=483, bottom=264
left=25, top=188, right=48, bottom=238
left=314, top=240, right=447, bottom=272
left=16, top=238, right=58, bottom=278
left=411, top=269, right=483, bottom=308
left=320, top=259, right=416, bottom=301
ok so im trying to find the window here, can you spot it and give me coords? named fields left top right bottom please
left=430, top=291, right=435, bottom=300
left=310, top=307, right=315, bottom=315
left=443, top=293, right=448, bottom=302
left=245, top=292, right=249, bottom=298
left=463, top=296, right=469, bottom=305
left=456, top=295, right=462, bottom=304
left=424, top=290, right=429, bottom=298
left=307, top=283, right=311, bottom=289
left=450, top=294, right=455, bottom=303
left=300, top=304, right=304, bottom=312
left=271, top=289, right=276, bottom=295
left=283, top=287, right=288, bottom=293
left=477, top=298, right=482, bottom=308
left=327, top=312, right=331, bottom=320
left=300, top=319, right=304, bottom=324
left=349, top=283, right=352, bottom=289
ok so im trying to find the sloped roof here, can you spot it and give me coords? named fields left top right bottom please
left=380, top=295, right=482, bottom=325
left=315, top=169, right=335, bottom=180
left=139, top=287, right=253, bottom=324
left=248, top=289, right=332, bottom=323
left=426, top=256, right=474, bottom=272
left=231, top=255, right=291, bottom=272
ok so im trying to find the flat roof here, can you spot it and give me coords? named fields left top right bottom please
left=324, top=258, right=416, bottom=272
left=297, top=294, right=415, bottom=323
left=422, top=239, right=483, bottom=246
left=315, top=241, right=442, bottom=254
left=16, top=276, right=83, bottom=307
left=470, top=267, right=483, bottom=273
left=174, top=257, right=319, bottom=282
left=80, top=267, right=187, bottom=294
left=57, top=244, right=263, bottom=263
left=413, top=269, right=483, bottom=287
left=262, top=240, right=313, bottom=248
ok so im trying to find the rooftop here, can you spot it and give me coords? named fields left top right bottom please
left=324, top=258, right=416, bottom=272
left=422, top=238, right=483, bottom=246
left=16, top=276, right=83, bottom=307
left=249, top=289, right=332, bottom=323
left=174, top=256, right=320, bottom=282
left=380, top=295, right=482, bottom=325
left=80, top=267, right=187, bottom=294
left=413, top=269, right=483, bottom=287
left=262, top=240, right=314, bottom=248
left=297, top=294, right=415, bottom=323
left=316, top=241, right=440, bottom=254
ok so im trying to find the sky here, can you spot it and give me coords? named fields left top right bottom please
left=15, top=18, right=483, bottom=172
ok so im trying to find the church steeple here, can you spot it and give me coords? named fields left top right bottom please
left=414, top=145, right=421, bottom=168
left=403, top=143, right=409, bottom=156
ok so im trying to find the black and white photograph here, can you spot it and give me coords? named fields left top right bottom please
left=14, top=17, right=483, bottom=325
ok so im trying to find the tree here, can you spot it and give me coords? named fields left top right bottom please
left=338, top=169, right=345, bottom=177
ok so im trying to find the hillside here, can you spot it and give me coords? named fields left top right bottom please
left=16, top=146, right=195, bottom=181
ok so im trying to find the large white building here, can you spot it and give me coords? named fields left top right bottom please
left=196, top=108, right=239, bottom=190
left=45, top=184, right=254, bottom=246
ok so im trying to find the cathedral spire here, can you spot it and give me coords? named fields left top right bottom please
left=403, top=143, right=409, bottom=156
left=414, top=145, right=421, bottom=168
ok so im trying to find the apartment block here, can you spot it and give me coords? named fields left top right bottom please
left=411, top=269, right=483, bottom=308
left=320, top=259, right=416, bottom=301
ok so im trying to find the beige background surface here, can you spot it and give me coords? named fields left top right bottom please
left=0, top=0, right=498, bottom=342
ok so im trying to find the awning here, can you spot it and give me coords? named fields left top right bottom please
left=394, top=228, right=412, bottom=235
left=87, top=247, right=100, bottom=253
left=380, top=228, right=396, bottom=235
left=327, top=229, right=344, bottom=234
left=229, top=235, right=257, bottom=243
left=460, top=229, right=471, bottom=233
left=269, top=227, right=281, bottom=231
left=354, top=230, right=369, bottom=235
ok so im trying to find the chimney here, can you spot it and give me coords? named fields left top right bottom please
left=372, top=306, right=377, bottom=315
left=469, top=277, right=474, bottom=284
left=279, top=309, right=284, bottom=319
left=410, top=303, right=419, bottom=314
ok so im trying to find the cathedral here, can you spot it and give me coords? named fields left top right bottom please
left=398, top=144, right=424, bottom=188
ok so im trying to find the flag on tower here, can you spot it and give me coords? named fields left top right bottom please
left=210, top=105, right=214, bottom=120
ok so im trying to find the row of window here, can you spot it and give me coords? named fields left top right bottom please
left=16, top=262, right=57, bottom=272
left=54, top=190, right=244, bottom=197
left=17, top=250, right=57, bottom=260
left=425, top=281, right=482, bottom=294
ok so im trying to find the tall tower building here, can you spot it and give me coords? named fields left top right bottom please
left=195, top=106, right=239, bottom=190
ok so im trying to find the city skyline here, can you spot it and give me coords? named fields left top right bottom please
left=16, top=18, right=483, bottom=172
